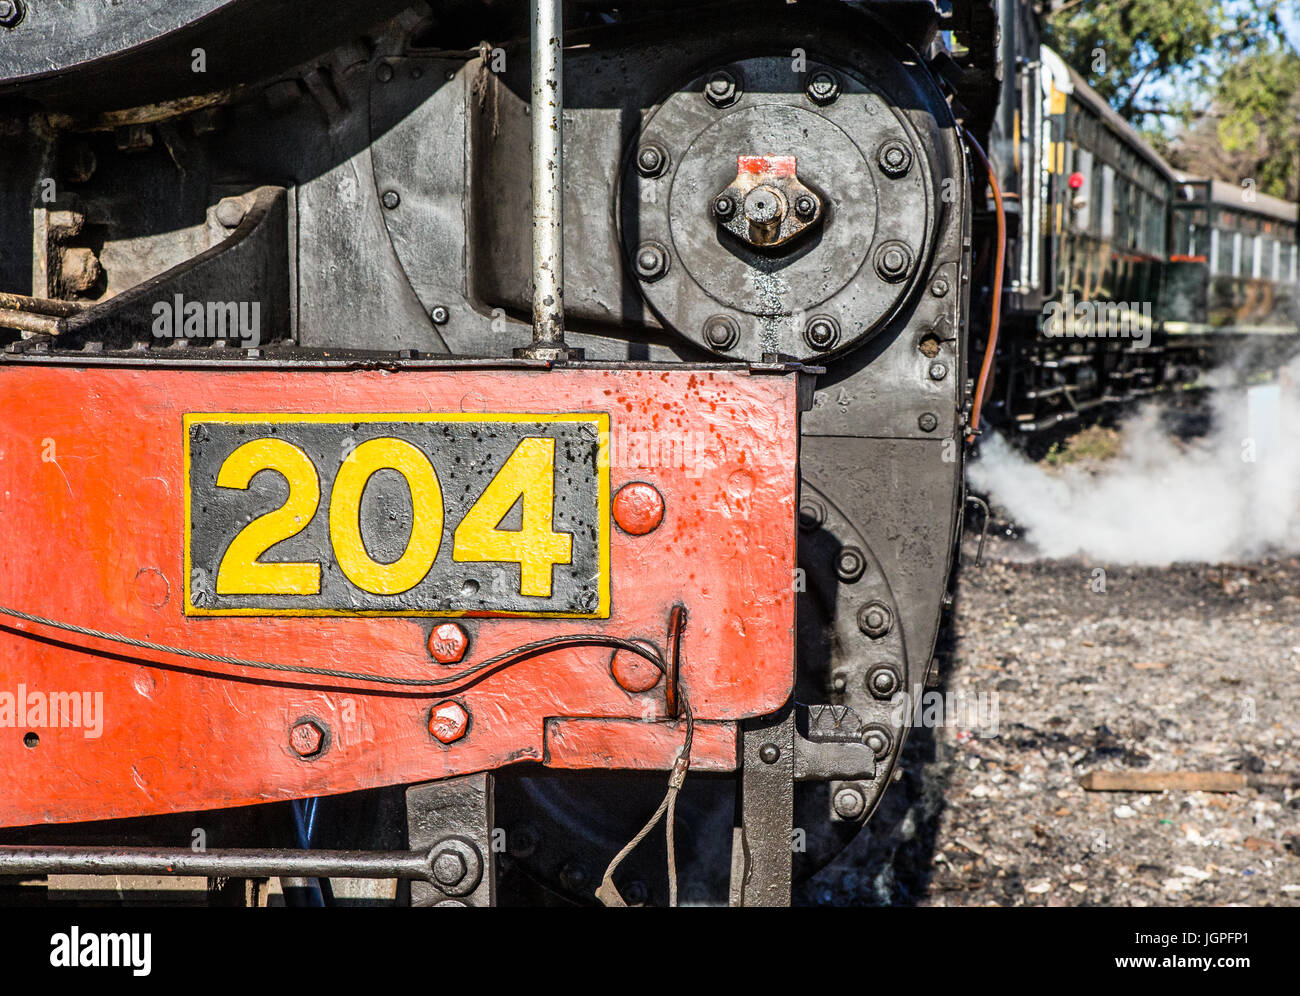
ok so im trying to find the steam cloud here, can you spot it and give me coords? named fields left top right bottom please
left=968, top=354, right=1300, bottom=564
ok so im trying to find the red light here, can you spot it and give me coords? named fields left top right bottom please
left=1068, top=172, right=1085, bottom=190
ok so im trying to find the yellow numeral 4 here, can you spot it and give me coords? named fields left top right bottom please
left=453, top=437, right=573, bottom=597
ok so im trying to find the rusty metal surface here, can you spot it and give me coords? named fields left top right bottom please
left=0, top=364, right=799, bottom=827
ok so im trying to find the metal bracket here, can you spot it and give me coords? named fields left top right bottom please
left=793, top=703, right=878, bottom=782
left=406, top=773, right=496, bottom=907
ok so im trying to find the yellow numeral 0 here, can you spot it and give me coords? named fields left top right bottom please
left=216, top=438, right=322, bottom=595
left=329, top=437, right=443, bottom=595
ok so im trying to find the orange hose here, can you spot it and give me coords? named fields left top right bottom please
left=963, top=128, right=1005, bottom=443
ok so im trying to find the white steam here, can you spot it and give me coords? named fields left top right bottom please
left=968, top=355, right=1300, bottom=564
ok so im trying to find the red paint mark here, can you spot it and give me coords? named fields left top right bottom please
left=738, top=154, right=797, bottom=177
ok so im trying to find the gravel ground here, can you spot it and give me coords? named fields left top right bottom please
left=803, top=529, right=1300, bottom=907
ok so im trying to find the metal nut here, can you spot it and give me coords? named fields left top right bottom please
left=0, top=0, right=24, bottom=28
left=634, top=241, right=670, bottom=281
left=215, top=197, right=246, bottom=229
left=803, top=315, right=840, bottom=352
left=428, top=701, right=470, bottom=744
left=703, top=314, right=739, bottom=351
left=430, top=305, right=450, bottom=324
left=427, top=622, right=469, bottom=664
left=289, top=719, right=325, bottom=758
left=832, top=786, right=866, bottom=820
left=835, top=545, right=866, bottom=582
left=878, top=141, right=913, bottom=178
left=918, top=412, right=938, bottom=432
left=381, top=190, right=401, bottom=210
left=799, top=499, right=826, bottom=531
left=713, top=193, right=736, bottom=219
left=704, top=70, right=739, bottom=107
left=863, top=725, right=893, bottom=757
left=857, top=600, right=892, bottom=638
left=929, top=362, right=948, bottom=381
left=875, top=241, right=913, bottom=282
left=794, top=194, right=817, bottom=219
left=636, top=143, right=668, bottom=178
left=807, top=70, right=840, bottom=105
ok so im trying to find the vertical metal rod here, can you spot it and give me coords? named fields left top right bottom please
left=519, top=0, right=574, bottom=360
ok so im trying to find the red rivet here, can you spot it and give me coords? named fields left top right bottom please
left=612, top=482, right=665, bottom=535
left=610, top=642, right=662, bottom=693
left=289, top=720, right=324, bottom=758
left=429, top=701, right=469, bottom=744
left=428, top=622, right=469, bottom=664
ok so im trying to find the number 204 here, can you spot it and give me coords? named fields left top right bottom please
left=214, top=436, right=572, bottom=598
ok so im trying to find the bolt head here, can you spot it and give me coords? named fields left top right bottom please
left=836, top=545, right=866, bottom=582
left=636, top=144, right=667, bottom=177
left=705, top=71, right=738, bottom=107
left=930, top=278, right=950, bottom=297
left=428, top=622, right=469, bottom=664
left=799, top=500, right=826, bottom=531
left=875, top=242, right=913, bottom=282
left=432, top=848, right=468, bottom=887
left=376, top=63, right=394, bottom=83
left=858, top=600, right=892, bottom=638
left=713, top=194, right=736, bottom=219
left=918, top=412, right=938, bottom=432
left=794, top=195, right=817, bottom=219
left=929, top=362, right=948, bottom=381
left=214, top=197, right=246, bottom=229
left=430, top=306, right=449, bottom=324
left=878, top=141, right=913, bottom=177
left=833, top=786, right=866, bottom=820
left=804, top=315, right=840, bottom=351
left=807, top=70, right=840, bottom=104
left=759, top=743, right=781, bottom=764
left=428, top=701, right=469, bottom=743
left=289, top=720, right=325, bottom=758
left=703, top=315, right=739, bottom=351
left=634, top=241, right=669, bottom=281
left=381, top=190, right=400, bottom=210
left=864, top=727, right=892, bottom=756
left=0, top=0, right=22, bottom=27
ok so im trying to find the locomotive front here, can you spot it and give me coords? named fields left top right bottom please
left=0, top=0, right=988, bottom=905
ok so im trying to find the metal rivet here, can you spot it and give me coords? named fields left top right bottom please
left=858, top=600, right=892, bottom=638
left=930, top=278, right=950, bottom=297
left=804, top=315, right=840, bottom=352
left=878, top=141, right=913, bottom=177
left=704, top=70, right=738, bottom=107
left=833, top=786, right=866, bottom=820
left=214, top=197, right=246, bottom=229
left=807, top=70, right=840, bottom=105
left=376, top=62, right=394, bottom=83
left=863, top=726, right=893, bottom=756
left=428, top=622, right=470, bottom=664
left=918, top=412, right=938, bottom=432
left=835, top=545, right=866, bottom=582
left=704, top=315, right=739, bottom=351
left=713, top=193, right=736, bottom=219
left=559, top=862, right=589, bottom=892
left=634, top=241, right=669, bottom=281
left=611, top=641, right=662, bottom=693
left=430, top=306, right=449, bottom=324
left=867, top=664, right=900, bottom=699
left=929, top=362, right=947, bottom=381
left=612, top=482, right=665, bottom=535
left=759, top=743, right=780, bottom=764
left=381, top=190, right=401, bottom=210
left=794, top=194, right=817, bottom=219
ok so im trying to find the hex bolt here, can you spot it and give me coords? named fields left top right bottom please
left=857, top=599, right=893, bottom=638
left=759, top=743, right=781, bottom=764
left=703, top=314, right=739, bottom=351
left=289, top=720, right=325, bottom=758
left=803, top=315, right=840, bottom=352
left=867, top=664, right=900, bottom=699
left=833, top=786, right=866, bottom=820
left=918, top=412, right=938, bottom=432
left=381, top=190, right=401, bottom=210
left=930, top=277, right=950, bottom=297
left=875, top=242, right=913, bottom=282
left=806, top=70, right=840, bottom=105
left=430, top=306, right=449, bottom=325
left=634, top=241, right=669, bottom=281
left=863, top=726, right=893, bottom=756
left=794, top=194, right=817, bottom=219
left=799, top=499, right=826, bottom=531
left=929, top=362, right=948, bottom=381
left=636, top=143, right=668, bottom=178
left=713, top=194, right=736, bottom=219
left=878, top=141, right=913, bottom=178
left=432, top=847, right=468, bottom=888
left=376, top=63, right=394, bottom=83
left=0, top=0, right=24, bottom=28
left=428, top=701, right=469, bottom=744
left=704, top=70, right=738, bottom=107
left=836, top=545, right=866, bottom=582
left=427, top=622, right=469, bottom=664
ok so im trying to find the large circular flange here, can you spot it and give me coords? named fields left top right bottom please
left=622, top=57, right=937, bottom=362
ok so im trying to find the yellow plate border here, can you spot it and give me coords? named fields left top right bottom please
left=183, top=412, right=611, bottom=619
